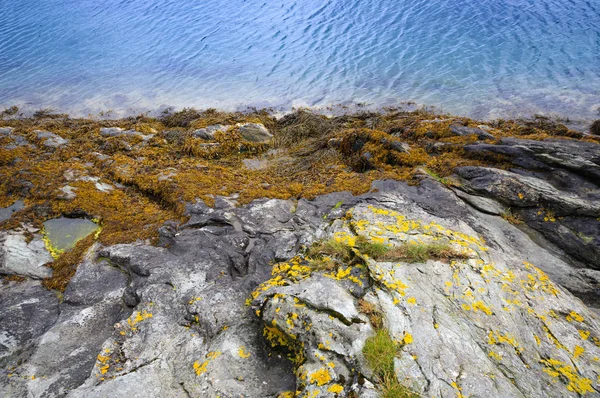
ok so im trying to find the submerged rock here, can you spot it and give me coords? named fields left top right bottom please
left=42, top=218, right=99, bottom=255
left=0, top=200, right=24, bottom=223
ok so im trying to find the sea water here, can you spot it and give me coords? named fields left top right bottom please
left=0, top=0, right=598, bottom=121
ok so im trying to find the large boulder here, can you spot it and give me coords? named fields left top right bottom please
left=252, top=203, right=600, bottom=397
left=1, top=180, right=600, bottom=398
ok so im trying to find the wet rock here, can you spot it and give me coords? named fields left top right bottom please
left=35, top=131, right=68, bottom=148
left=591, top=120, right=600, bottom=136
left=237, top=123, right=272, bottom=142
left=0, top=232, right=53, bottom=279
left=192, top=124, right=228, bottom=140
left=0, top=200, right=24, bottom=223
left=449, top=124, right=495, bottom=140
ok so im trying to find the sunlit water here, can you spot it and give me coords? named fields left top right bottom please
left=1, top=0, right=599, bottom=121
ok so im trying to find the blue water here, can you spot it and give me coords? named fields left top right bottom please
left=0, top=0, right=599, bottom=120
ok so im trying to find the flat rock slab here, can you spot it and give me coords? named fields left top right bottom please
left=0, top=200, right=24, bottom=223
left=0, top=232, right=53, bottom=279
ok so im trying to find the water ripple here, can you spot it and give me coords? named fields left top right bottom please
left=0, top=0, right=598, bottom=120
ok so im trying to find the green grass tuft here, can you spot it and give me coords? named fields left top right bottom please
left=363, top=329, right=420, bottom=398
left=374, top=242, right=468, bottom=263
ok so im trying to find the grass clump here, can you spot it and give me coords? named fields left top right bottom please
left=375, top=242, right=468, bottom=263
left=305, top=238, right=357, bottom=271
left=363, top=329, right=419, bottom=398
left=354, top=236, right=390, bottom=258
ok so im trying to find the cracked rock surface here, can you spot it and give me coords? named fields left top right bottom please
left=1, top=175, right=600, bottom=397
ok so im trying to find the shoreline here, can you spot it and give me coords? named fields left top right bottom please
left=2, top=105, right=600, bottom=397
left=2, top=100, right=598, bottom=132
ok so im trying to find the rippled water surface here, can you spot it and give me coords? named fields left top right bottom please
left=1, top=0, right=599, bottom=120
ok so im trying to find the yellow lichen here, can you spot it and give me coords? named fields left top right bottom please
left=308, top=368, right=332, bottom=386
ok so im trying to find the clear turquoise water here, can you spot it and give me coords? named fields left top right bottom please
left=0, top=0, right=599, bottom=120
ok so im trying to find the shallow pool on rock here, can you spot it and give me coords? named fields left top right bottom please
left=42, top=218, right=99, bottom=256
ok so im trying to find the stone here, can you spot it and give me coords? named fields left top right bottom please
left=237, top=123, right=272, bottom=142
left=242, top=158, right=269, bottom=170
left=99, top=127, right=153, bottom=141
left=35, top=131, right=68, bottom=148
left=0, top=280, right=59, bottom=367
left=2, top=178, right=600, bottom=398
left=0, top=127, right=14, bottom=136
left=192, top=124, right=228, bottom=140
left=59, top=185, right=77, bottom=200
left=0, top=232, right=53, bottom=279
left=94, top=182, right=113, bottom=192
left=381, top=138, right=410, bottom=153
left=449, top=124, right=495, bottom=140
left=0, top=200, right=24, bottom=223
left=591, top=120, right=600, bottom=136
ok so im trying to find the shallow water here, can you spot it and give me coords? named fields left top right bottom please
left=0, top=0, right=599, bottom=120
left=43, top=217, right=98, bottom=253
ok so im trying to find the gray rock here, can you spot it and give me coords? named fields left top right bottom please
left=452, top=188, right=506, bottom=215
left=591, top=120, right=600, bottom=136
left=454, top=153, right=600, bottom=269
left=35, top=131, right=68, bottom=148
left=0, top=232, right=53, bottom=279
left=2, top=177, right=600, bottom=398
left=449, top=124, right=495, bottom=140
left=237, top=123, right=272, bottom=142
left=99, top=128, right=153, bottom=141
left=0, top=127, right=14, bottom=136
left=0, top=280, right=59, bottom=367
left=59, top=185, right=77, bottom=200
left=0, top=200, right=24, bottom=223
left=191, top=124, right=228, bottom=140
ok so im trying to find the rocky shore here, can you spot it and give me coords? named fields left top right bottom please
left=1, top=107, right=600, bottom=397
